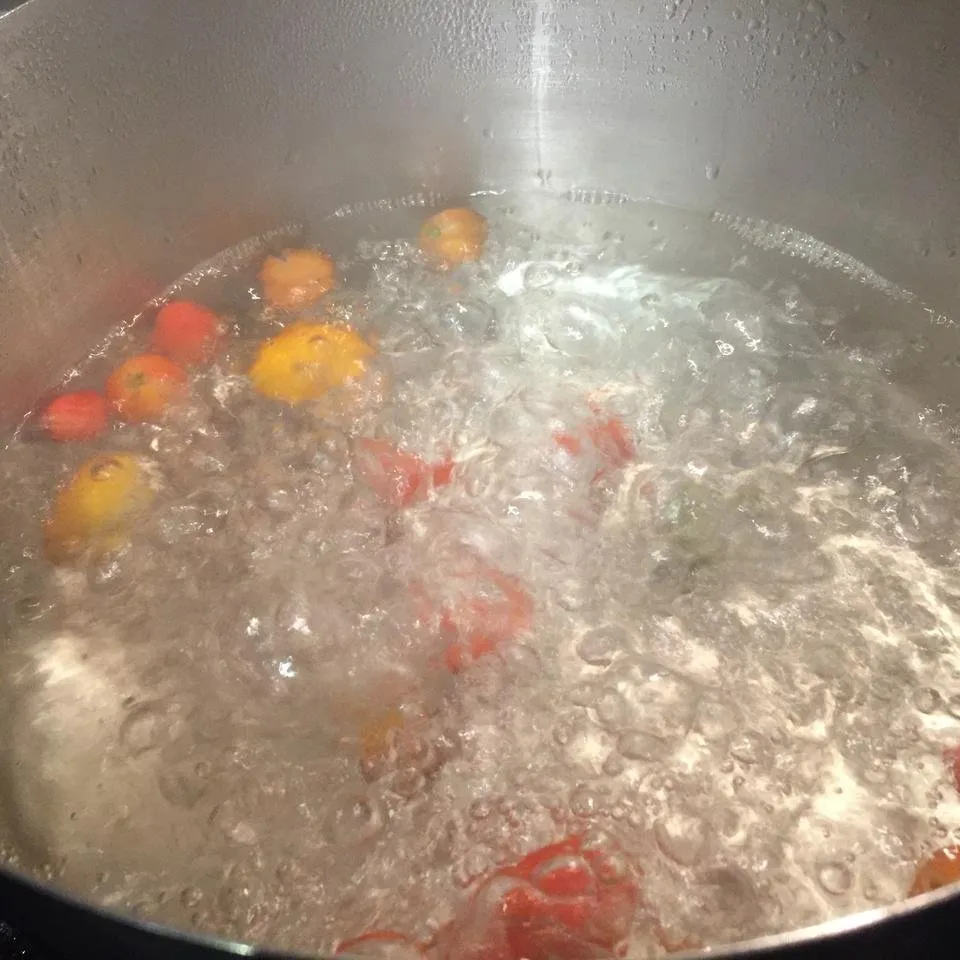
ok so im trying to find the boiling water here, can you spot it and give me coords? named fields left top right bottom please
left=1, top=192, right=960, bottom=954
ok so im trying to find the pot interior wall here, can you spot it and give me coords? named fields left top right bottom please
left=0, top=0, right=957, bottom=431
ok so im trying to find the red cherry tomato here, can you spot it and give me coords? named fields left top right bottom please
left=151, top=300, right=221, bottom=367
left=355, top=438, right=454, bottom=509
left=433, top=835, right=641, bottom=960
left=554, top=411, right=636, bottom=482
left=41, top=391, right=110, bottom=442
left=421, top=567, right=533, bottom=673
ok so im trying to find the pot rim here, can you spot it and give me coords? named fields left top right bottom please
left=1, top=859, right=956, bottom=959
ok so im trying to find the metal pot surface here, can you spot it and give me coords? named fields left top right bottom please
left=1, top=0, right=960, bottom=957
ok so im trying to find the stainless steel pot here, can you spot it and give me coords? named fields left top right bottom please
left=1, top=0, right=959, bottom=956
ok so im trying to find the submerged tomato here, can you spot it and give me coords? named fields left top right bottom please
left=43, top=453, right=157, bottom=564
left=419, top=207, right=488, bottom=266
left=354, top=438, right=454, bottom=509
left=41, top=390, right=110, bottom=442
left=433, top=834, right=641, bottom=960
left=414, top=566, right=533, bottom=673
left=554, top=410, right=636, bottom=482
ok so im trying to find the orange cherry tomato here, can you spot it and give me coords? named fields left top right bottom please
left=418, top=208, right=488, bottom=265
left=105, top=354, right=187, bottom=422
left=910, top=847, right=960, bottom=897
left=259, top=248, right=337, bottom=310
left=151, top=300, right=221, bottom=367
left=41, top=391, right=110, bottom=442
left=554, top=411, right=636, bottom=482
left=354, top=438, right=455, bottom=509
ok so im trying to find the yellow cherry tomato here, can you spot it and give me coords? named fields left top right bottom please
left=418, top=207, right=488, bottom=265
left=359, top=706, right=405, bottom=766
left=43, top=454, right=157, bottom=564
left=249, top=322, right=375, bottom=406
left=258, top=248, right=337, bottom=310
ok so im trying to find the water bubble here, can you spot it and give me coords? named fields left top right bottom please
left=594, top=688, right=630, bottom=729
left=576, top=625, right=629, bottom=666
left=323, top=795, right=384, bottom=845
left=913, top=687, right=941, bottom=714
left=119, top=702, right=184, bottom=757
left=157, top=761, right=210, bottom=809
left=469, top=798, right=494, bottom=821
left=180, top=886, right=203, bottom=908
left=729, top=731, right=771, bottom=766
left=654, top=812, right=710, bottom=866
left=705, top=163, right=720, bottom=181
left=817, top=861, right=853, bottom=895
left=569, top=783, right=610, bottom=817
left=617, top=730, right=671, bottom=761
left=389, top=768, right=428, bottom=800
left=602, top=752, right=626, bottom=777
left=694, top=693, right=741, bottom=740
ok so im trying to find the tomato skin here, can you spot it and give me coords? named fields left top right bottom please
left=433, top=834, right=641, bottom=960
left=334, top=930, right=424, bottom=959
left=434, top=568, right=533, bottom=673
left=554, top=413, right=636, bottom=482
left=354, top=438, right=454, bottom=509
left=910, top=846, right=960, bottom=897
left=105, top=354, right=187, bottom=422
left=151, top=300, right=220, bottom=366
left=41, top=391, right=110, bottom=442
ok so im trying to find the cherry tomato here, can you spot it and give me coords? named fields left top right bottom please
left=417, top=567, right=533, bottom=673
left=259, top=248, right=337, bottom=310
left=419, top=208, right=488, bottom=266
left=433, top=834, right=640, bottom=960
left=40, top=391, right=110, bottom=442
left=354, top=438, right=454, bottom=508
left=249, top=322, right=374, bottom=406
left=910, top=846, right=960, bottom=897
left=554, top=412, right=636, bottom=482
left=151, top=300, right=221, bottom=367
left=358, top=706, right=406, bottom=767
left=105, top=354, right=187, bottom=422
left=43, top=453, right=157, bottom=564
